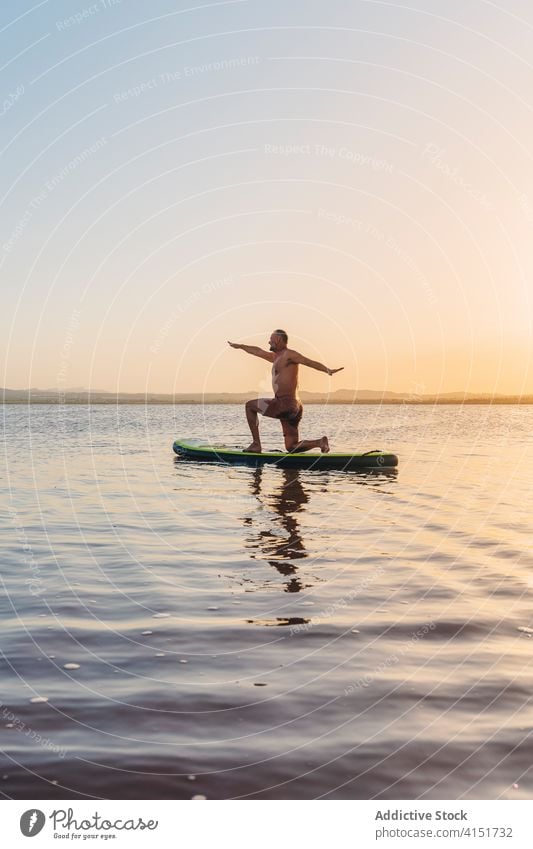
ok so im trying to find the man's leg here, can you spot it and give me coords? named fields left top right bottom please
left=291, top=436, right=330, bottom=454
left=281, top=421, right=330, bottom=454
left=245, top=399, right=270, bottom=452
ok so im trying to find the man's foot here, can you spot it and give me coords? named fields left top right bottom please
left=245, top=442, right=262, bottom=453
left=320, top=436, right=330, bottom=454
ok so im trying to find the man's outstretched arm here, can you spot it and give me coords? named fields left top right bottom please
left=289, top=350, right=344, bottom=376
left=227, top=341, right=275, bottom=362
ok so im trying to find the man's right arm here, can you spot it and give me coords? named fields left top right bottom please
left=227, top=341, right=274, bottom=361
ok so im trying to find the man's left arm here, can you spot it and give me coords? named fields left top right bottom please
left=289, top=351, right=344, bottom=376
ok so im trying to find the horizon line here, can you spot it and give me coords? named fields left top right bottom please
left=2, top=387, right=533, bottom=403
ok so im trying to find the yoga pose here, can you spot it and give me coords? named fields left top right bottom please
left=227, top=329, right=343, bottom=453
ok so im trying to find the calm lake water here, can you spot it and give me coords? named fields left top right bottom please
left=1, top=403, right=532, bottom=800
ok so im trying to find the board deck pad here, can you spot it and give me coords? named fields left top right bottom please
left=173, top=440, right=398, bottom=471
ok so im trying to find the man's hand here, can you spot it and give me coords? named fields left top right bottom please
left=227, top=341, right=242, bottom=349
left=327, top=367, right=344, bottom=376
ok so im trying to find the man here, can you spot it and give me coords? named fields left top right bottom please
left=227, top=329, right=343, bottom=453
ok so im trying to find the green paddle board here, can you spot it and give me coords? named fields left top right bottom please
left=173, top=440, right=398, bottom=471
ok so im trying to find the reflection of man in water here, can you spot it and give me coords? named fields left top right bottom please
left=228, top=329, right=343, bottom=453
left=245, top=467, right=310, bottom=593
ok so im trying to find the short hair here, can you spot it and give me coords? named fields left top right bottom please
left=273, top=328, right=288, bottom=344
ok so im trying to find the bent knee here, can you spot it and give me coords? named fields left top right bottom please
left=284, top=438, right=299, bottom=452
left=249, top=398, right=270, bottom=415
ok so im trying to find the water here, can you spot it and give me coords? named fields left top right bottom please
left=1, top=403, right=532, bottom=800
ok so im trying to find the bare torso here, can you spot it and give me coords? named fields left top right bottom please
left=272, top=349, right=299, bottom=398
left=228, top=335, right=341, bottom=454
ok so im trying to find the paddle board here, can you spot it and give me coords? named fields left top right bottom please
left=173, top=439, right=398, bottom=471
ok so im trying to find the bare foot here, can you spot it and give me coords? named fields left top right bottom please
left=245, top=442, right=262, bottom=453
left=320, top=436, right=330, bottom=454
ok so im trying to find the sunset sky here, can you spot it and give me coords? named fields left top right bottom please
left=2, top=0, right=532, bottom=395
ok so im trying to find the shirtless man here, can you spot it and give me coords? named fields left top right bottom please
left=227, top=329, right=343, bottom=453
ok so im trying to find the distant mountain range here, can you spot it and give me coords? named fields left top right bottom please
left=2, top=388, right=531, bottom=404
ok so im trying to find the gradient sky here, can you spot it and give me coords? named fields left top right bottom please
left=2, top=0, right=532, bottom=395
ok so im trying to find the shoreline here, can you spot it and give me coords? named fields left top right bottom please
left=2, top=398, right=532, bottom=406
